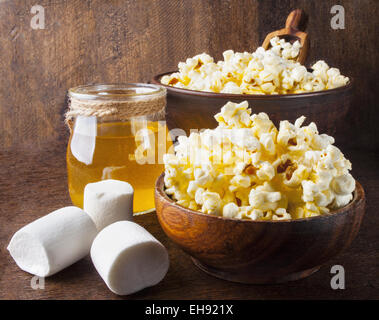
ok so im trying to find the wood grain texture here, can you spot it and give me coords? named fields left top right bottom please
left=0, top=147, right=378, bottom=299
left=155, top=174, right=365, bottom=284
left=0, top=0, right=377, bottom=151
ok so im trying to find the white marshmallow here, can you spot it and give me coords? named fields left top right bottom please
left=90, top=221, right=169, bottom=295
left=84, top=179, right=134, bottom=231
left=7, top=206, right=97, bottom=277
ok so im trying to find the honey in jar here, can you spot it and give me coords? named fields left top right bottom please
left=66, top=84, right=171, bottom=214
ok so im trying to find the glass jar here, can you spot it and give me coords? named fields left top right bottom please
left=66, top=83, right=171, bottom=214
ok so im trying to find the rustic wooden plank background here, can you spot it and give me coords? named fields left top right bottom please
left=0, top=0, right=378, bottom=152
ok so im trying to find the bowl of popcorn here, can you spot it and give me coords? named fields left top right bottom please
left=152, top=37, right=352, bottom=144
left=154, top=101, right=365, bottom=284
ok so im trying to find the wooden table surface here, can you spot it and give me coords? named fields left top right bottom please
left=1, top=146, right=378, bottom=300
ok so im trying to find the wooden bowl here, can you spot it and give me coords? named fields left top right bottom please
left=152, top=73, right=353, bottom=145
left=155, top=173, right=365, bottom=284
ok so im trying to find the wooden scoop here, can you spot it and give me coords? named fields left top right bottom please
left=262, top=9, right=309, bottom=64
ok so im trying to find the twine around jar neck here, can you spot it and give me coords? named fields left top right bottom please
left=65, top=87, right=166, bottom=127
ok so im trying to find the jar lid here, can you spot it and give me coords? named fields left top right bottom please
left=68, top=83, right=166, bottom=101
left=66, top=83, right=166, bottom=123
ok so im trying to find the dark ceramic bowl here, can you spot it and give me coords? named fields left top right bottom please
left=152, top=72, right=353, bottom=145
left=155, top=173, right=365, bottom=284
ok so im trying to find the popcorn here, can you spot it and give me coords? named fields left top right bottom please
left=221, top=82, right=243, bottom=94
left=249, top=209, right=264, bottom=220
left=256, top=162, right=275, bottom=181
left=201, top=191, right=222, bottom=215
left=214, top=101, right=252, bottom=128
left=163, top=101, right=355, bottom=221
left=331, top=173, right=355, bottom=195
left=273, top=208, right=292, bottom=220
left=161, top=37, right=349, bottom=94
left=222, top=202, right=239, bottom=218
left=249, top=184, right=282, bottom=211
left=230, top=174, right=252, bottom=189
